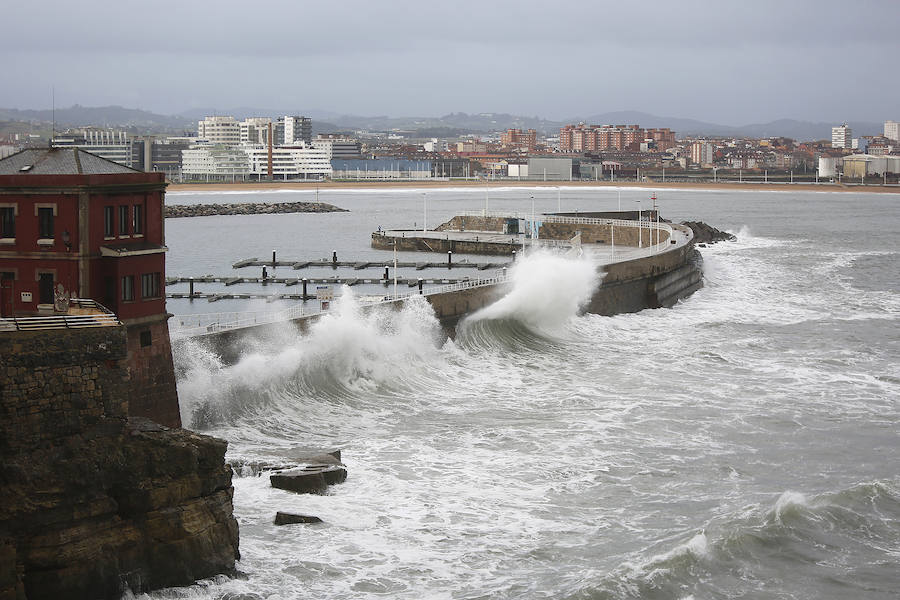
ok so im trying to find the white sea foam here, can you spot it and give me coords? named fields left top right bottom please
left=466, top=250, right=600, bottom=329
left=773, top=491, right=809, bottom=524
left=176, top=289, right=443, bottom=427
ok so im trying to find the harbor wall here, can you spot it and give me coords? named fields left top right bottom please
left=188, top=226, right=700, bottom=364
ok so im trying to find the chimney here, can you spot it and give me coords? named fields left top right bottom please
left=267, top=121, right=274, bottom=181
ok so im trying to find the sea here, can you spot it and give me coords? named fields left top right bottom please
left=142, top=185, right=899, bottom=600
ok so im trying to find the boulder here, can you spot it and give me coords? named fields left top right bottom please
left=681, top=221, right=736, bottom=244
left=270, top=465, right=347, bottom=494
left=273, top=512, right=323, bottom=526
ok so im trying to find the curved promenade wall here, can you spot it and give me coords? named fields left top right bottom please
left=186, top=225, right=699, bottom=364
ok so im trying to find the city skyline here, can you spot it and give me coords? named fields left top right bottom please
left=2, top=0, right=899, bottom=124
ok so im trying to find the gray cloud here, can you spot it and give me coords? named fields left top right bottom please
left=2, top=0, right=898, bottom=124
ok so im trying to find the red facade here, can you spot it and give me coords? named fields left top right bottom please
left=0, top=171, right=167, bottom=320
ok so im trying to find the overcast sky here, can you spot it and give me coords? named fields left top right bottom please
left=3, top=0, right=898, bottom=124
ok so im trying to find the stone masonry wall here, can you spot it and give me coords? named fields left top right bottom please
left=0, top=325, right=239, bottom=599
left=124, top=318, right=182, bottom=428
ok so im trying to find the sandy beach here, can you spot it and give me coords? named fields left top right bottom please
left=167, top=179, right=900, bottom=194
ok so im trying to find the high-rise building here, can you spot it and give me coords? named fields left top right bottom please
left=690, top=141, right=715, bottom=166
left=283, top=116, right=312, bottom=145
left=240, top=117, right=274, bottom=145
left=197, top=116, right=241, bottom=145
left=831, top=123, right=852, bottom=149
left=884, top=120, right=899, bottom=142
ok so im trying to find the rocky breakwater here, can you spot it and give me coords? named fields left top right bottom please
left=681, top=221, right=736, bottom=244
left=0, top=326, right=239, bottom=599
left=165, top=201, right=348, bottom=218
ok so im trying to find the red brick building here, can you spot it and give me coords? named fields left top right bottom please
left=500, top=128, right=537, bottom=151
left=559, top=124, right=674, bottom=152
left=0, top=148, right=181, bottom=427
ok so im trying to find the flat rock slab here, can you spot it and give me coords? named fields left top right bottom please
left=274, top=512, right=323, bottom=525
left=270, top=465, right=347, bottom=494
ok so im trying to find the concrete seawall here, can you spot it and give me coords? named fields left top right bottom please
left=180, top=223, right=700, bottom=365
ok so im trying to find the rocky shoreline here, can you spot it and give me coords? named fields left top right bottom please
left=681, top=221, right=737, bottom=244
left=165, top=201, right=348, bottom=218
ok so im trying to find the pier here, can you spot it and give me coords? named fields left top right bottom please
left=170, top=210, right=701, bottom=351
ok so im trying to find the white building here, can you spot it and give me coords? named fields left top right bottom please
left=243, top=145, right=332, bottom=180
left=884, top=120, right=899, bottom=142
left=423, top=139, right=449, bottom=153
left=240, top=117, right=273, bottom=145
left=181, top=145, right=250, bottom=181
left=283, top=116, right=312, bottom=145
left=831, top=123, right=852, bottom=149
left=312, top=137, right=361, bottom=159
left=197, top=116, right=241, bottom=146
left=51, top=129, right=132, bottom=167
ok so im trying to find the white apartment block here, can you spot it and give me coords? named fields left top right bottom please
left=284, top=116, right=312, bottom=145
left=884, top=120, right=899, bottom=142
left=181, top=145, right=250, bottom=180
left=831, top=123, right=852, bottom=148
left=51, top=129, right=132, bottom=167
left=197, top=116, right=241, bottom=145
left=243, top=145, right=332, bottom=179
left=240, top=117, right=273, bottom=145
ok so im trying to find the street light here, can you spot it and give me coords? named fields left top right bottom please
left=636, top=199, right=642, bottom=249
left=422, top=192, right=427, bottom=232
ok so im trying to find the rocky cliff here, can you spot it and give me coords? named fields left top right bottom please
left=0, top=326, right=239, bottom=599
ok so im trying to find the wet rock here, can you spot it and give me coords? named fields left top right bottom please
left=270, top=465, right=347, bottom=494
left=230, top=449, right=343, bottom=478
left=681, top=221, right=736, bottom=244
left=273, top=512, right=323, bottom=525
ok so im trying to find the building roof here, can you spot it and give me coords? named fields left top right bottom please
left=0, top=147, right=138, bottom=176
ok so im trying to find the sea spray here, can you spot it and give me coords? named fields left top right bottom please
left=466, top=250, right=601, bottom=329
left=174, top=289, right=444, bottom=429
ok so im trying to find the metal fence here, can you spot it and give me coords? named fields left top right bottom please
left=170, top=272, right=511, bottom=339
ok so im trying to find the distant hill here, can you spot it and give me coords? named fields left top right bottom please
left=0, top=105, right=192, bottom=131
left=0, top=105, right=887, bottom=141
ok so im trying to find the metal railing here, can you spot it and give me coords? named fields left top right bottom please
left=0, top=299, right=121, bottom=332
left=170, top=272, right=511, bottom=339
left=457, top=210, right=673, bottom=235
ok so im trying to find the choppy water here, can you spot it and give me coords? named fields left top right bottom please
left=148, top=186, right=899, bottom=599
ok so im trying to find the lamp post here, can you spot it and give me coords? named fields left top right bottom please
left=636, top=199, right=642, bottom=249
left=422, top=192, right=427, bottom=232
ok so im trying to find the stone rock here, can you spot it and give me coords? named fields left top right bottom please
left=273, top=512, right=323, bottom=526
left=270, top=465, right=347, bottom=494
left=165, top=202, right=348, bottom=218
left=681, top=221, right=737, bottom=244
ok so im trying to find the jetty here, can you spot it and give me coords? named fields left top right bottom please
left=170, top=207, right=704, bottom=359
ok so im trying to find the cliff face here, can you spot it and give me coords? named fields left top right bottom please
left=0, top=326, right=239, bottom=599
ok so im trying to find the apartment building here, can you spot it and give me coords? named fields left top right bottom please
left=51, top=129, right=133, bottom=167
left=884, top=120, right=899, bottom=142
left=197, top=116, right=241, bottom=145
left=500, top=129, right=537, bottom=151
left=831, top=123, right=852, bottom=149
left=559, top=124, right=647, bottom=152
